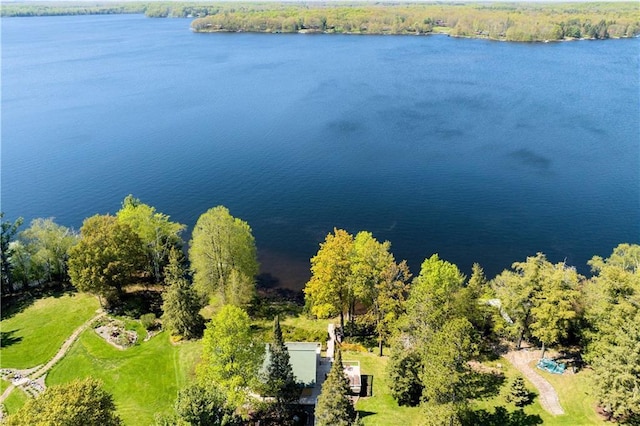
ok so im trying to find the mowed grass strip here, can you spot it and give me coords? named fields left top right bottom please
left=47, top=328, right=201, bottom=425
left=0, top=292, right=100, bottom=369
left=343, top=350, right=422, bottom=426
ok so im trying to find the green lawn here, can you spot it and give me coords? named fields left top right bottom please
left=342, top=351, right=603, bottom=426
left=2, top=387, right=28, bottom=416
left=0, top=292, right=100, bottom=368
left=47, top=328, right=201, bottom=425
left=471, top=358, right=604, bottom=425
left=343, top=351, right=423, bottom=426
left=0, top=379, right=10, bottom=394
left=537, top=362, right=603, bottom=425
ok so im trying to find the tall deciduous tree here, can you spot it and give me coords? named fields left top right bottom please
left=583, top=244, right=640, bottom=422
left=198, top=305, right=264, bottom=408
left=583, top=243, right=640, bottom=360
left=404, top=254, right=466, bottom=344
left=529, top=262, right=580, bottom=359
left=1, top=213, right=23, bottom=293
left=590, top=310, right=640, bottom=423
left=373, top=259, right=411, bottom=356
left=304, top=228, right=354, bottom=329
left=161, top=248, right=204, bottom=339
left=493, top=253, right=579, bottom=355
left=492, top=253, right=546, bottom=350
left=189, top=206, right=258, bottom=307
left=13, top=218, right=77, bottom=284
left=116, top=195, right=185, bottom=283
left=68, top=215, right=146, bottom=306
left=315, top=349, right=356, bottom=426
left=5, top=378, right=122, bottom=426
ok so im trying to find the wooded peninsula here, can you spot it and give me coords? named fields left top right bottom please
left=3, top=1, right=640, bottom=42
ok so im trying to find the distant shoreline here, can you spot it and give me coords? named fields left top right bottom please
left=3, top=2, right=639, bottom=43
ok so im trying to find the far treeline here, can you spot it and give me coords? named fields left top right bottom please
left=2, top=2, right=640, bottom=42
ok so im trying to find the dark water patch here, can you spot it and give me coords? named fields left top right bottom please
left=508, top=149, right=552, bottom=170
left=326, top=119, right=362, bottom=134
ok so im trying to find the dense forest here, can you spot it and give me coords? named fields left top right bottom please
left=2, top=2, right=639, bottom=42
left=2, top=197, right=639, bottom=424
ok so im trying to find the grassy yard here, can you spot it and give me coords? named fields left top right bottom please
left=471, top=357, right=604, bottom=425
left=343, top=350, right=422, bottom=426
left=0, top=292, right=100, bottom=369
left=342, top=350, right=604, bottom=426
left=538, top=363, right=603, bottom=425
left=2, top=387, right=28, bottom=416
left=47, top=327, right=201, bottom=425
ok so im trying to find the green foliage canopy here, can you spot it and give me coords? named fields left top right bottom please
left=68, top=214, right=146, bottom=306
left=6, top=378, right=122, bottom=426
left=189, top=206, right=258, bottom=307
left=197, top=305, right=264, bottom=408
left=9, top=218, right=77, bottom=286
left=117, top=195, right=185, bottom=283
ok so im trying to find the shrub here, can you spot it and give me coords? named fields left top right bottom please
left=340, top=342, right=367, bottom=352
left=140, top=313, right=156, bottom=330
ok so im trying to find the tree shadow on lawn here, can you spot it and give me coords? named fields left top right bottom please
left=111, top=289, right=163, bottom=319
left=357, top=410, right=376, bottom=419
left=0, top=330, right=23, bottom=348
left=467, top=370, right=506, bottom=399
left=463, top=406, right=543, bottom=426
left=1, top=287, right=70, bottom=321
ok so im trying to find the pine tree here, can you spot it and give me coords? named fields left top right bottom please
left=161, top=249, right=204, bottom=339
left=264, top=316, right=299, bottom=406
left=505, top=376, right=531, bottom=407
left=315, top=349, right=356, bottom=426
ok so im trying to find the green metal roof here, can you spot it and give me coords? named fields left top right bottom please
left=263, top=342, right=320, bottom=387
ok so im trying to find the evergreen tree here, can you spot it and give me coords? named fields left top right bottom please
left=387, top=345, right=423, bottom=407
left=315, top=349, right=356, bottom=426
left=505, top=376, right=531, bottom=407
left=161, top=249, right=204, bottom=339
left=263, top=315, right=299, bottom=422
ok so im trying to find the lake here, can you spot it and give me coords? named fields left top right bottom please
left=2, top=15, right=639, bottom=289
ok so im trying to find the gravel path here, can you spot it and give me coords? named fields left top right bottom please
left=502, top=349, right=565, bottom=416
left=0, top=311, right=105, bottom=408
left=29, top=311, right=105, bottom=381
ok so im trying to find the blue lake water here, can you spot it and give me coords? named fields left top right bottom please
left=2, top=15, right=639, bottom=289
